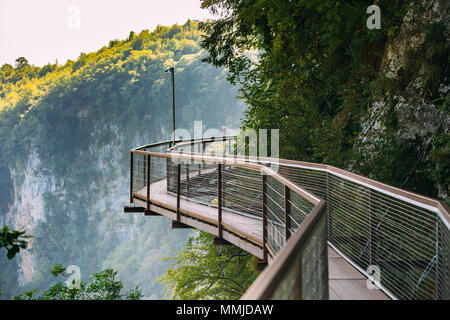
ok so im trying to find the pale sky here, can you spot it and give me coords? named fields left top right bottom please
left=0, top=0, right=216, bottom=66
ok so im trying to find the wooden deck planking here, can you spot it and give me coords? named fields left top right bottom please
left=136, top=179, right=263, bottom=244
left=133, top=178, right=389, bottom=300
left=328, top=247, right=389, bottom=300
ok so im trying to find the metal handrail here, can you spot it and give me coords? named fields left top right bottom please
left=133, top=135, right=237, bottom=152
left=130, top=138, right=328, bottom=300
left=241, top=200, right=327, bottom=299
left=196, top=145, right=449, bottom=299
left=169, top=150, right=449, bottom=223
left=128, top=135, right=450, bottom=300
left=166, top=135, right=237, bottom=152
left=131, top=149, right=321, bottom=206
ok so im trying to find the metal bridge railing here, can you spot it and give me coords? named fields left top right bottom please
left=197, top=143, right=450, bottom=300
left=255, top=160, right=450, bottom=300
left=241, top=199, right=328, bottom=299
left=130, top=136, right=328, bottom=300
left=129, top=135, right=450, bottom=300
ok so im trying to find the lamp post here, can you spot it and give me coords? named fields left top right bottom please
left=165, top=67, right=175, bottom=145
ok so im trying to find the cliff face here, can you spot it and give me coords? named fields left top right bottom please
left=9, top=153, right=53, bottom=285
left=5, top=126, right=150, bottom=286
left=2, top=86, right=244, bottom=298
left=0, top=24, right=246, bottom=298
left=381, top=1, right=446, bottom=77
left=355, top=0, right=449, bottom=201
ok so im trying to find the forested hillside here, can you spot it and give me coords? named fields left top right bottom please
left=0, top=21, right=245, bottom=299
left=1, top=0, right=448, bottom=300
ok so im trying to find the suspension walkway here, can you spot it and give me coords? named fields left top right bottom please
left=125, top=136, right=449, bottom=300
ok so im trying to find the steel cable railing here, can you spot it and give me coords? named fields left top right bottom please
left=129, top=136, right=328, bottom=300
left=193, top=140, right=449, bottom=300
left=129, top=135, right=449, bottom=300
left=242, top=199, right=328, bottom=300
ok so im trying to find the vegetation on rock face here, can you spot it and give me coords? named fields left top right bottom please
left=199, top=0, right=449, bottom=202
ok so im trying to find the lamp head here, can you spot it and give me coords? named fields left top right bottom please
left=165, top=67, right=174, bottom=73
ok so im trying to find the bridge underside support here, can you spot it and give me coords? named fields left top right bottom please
left=124, top=206, right=145, bottom=213
left=172, top=220, right=193, bottom=229
left=132, top=196, right=264, bottom=259
left=144, top=210, right=162, bottom=216
left=213, top=237, right=232, bottom=246
left=257, top=259, right=268, bottom=272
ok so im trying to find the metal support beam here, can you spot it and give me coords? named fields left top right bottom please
left=146, top=155, right=151, bottom=211
left=436, top=220, right=441, bottom=299
left=369, top=188, right=376, bottom=265
left=284, top=185, right=291, bottom=241
left=130, top=152, right=133, bottom=204
left=213, top=237, right=231, bottom=246
left=327, top=171, right=333, bottom=242
left=172, top=221, right=193, bottom=229
left=144, top=210, right=162, bottom=216
left=257, top=259, right=268, bottom=272
left=176, top=164, right=181, bottom=221
left=218, top=164, right=223, bottom=238
left=223, top=136, right=226, bottom=155
left=166, top=158, right=170, bottom=192
left=262, top=174, right=268, bottom=264
left=124, top=206, right=144, bottom=213
left=186, top=164, right=190, bottom=197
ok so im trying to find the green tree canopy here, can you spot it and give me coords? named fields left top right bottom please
left=15, top=264, right=143, bottom=300
left=159, top=231, right=259, bottom=299
left=15, top=57, right=30, bottom=70
left=199, top=0, right=449, bottom=200
left=0, top=226, right=30, bottom=259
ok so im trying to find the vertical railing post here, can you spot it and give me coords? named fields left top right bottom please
left=176, top=164, right=181, bottom=221
left=186, top=163, right=190, bottom=197
left=369, top=188, right=376, bottom=265
left=323, top=212, right=330, bottom=300
left=435, top=219, right=440, bottom=299
left=327, top=172, right=333, bottom=242
left=143, top=153, right=147, bottom=186
left=218, top=164, right=223, bottom=238
left=262, top=174, right=268, bottom=263
left=146, top=154, right=151, bottom=211
left=166, top=158, right=170, bottom=192
left=223, top=137, right=226, bottom=155
left=284, top=185, right=291, bottom=241
left=130, top=152, right=134, bottom=204
left=198, top=140, right=202, bottom=175
left=202, top=141, right=206, bottom=172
